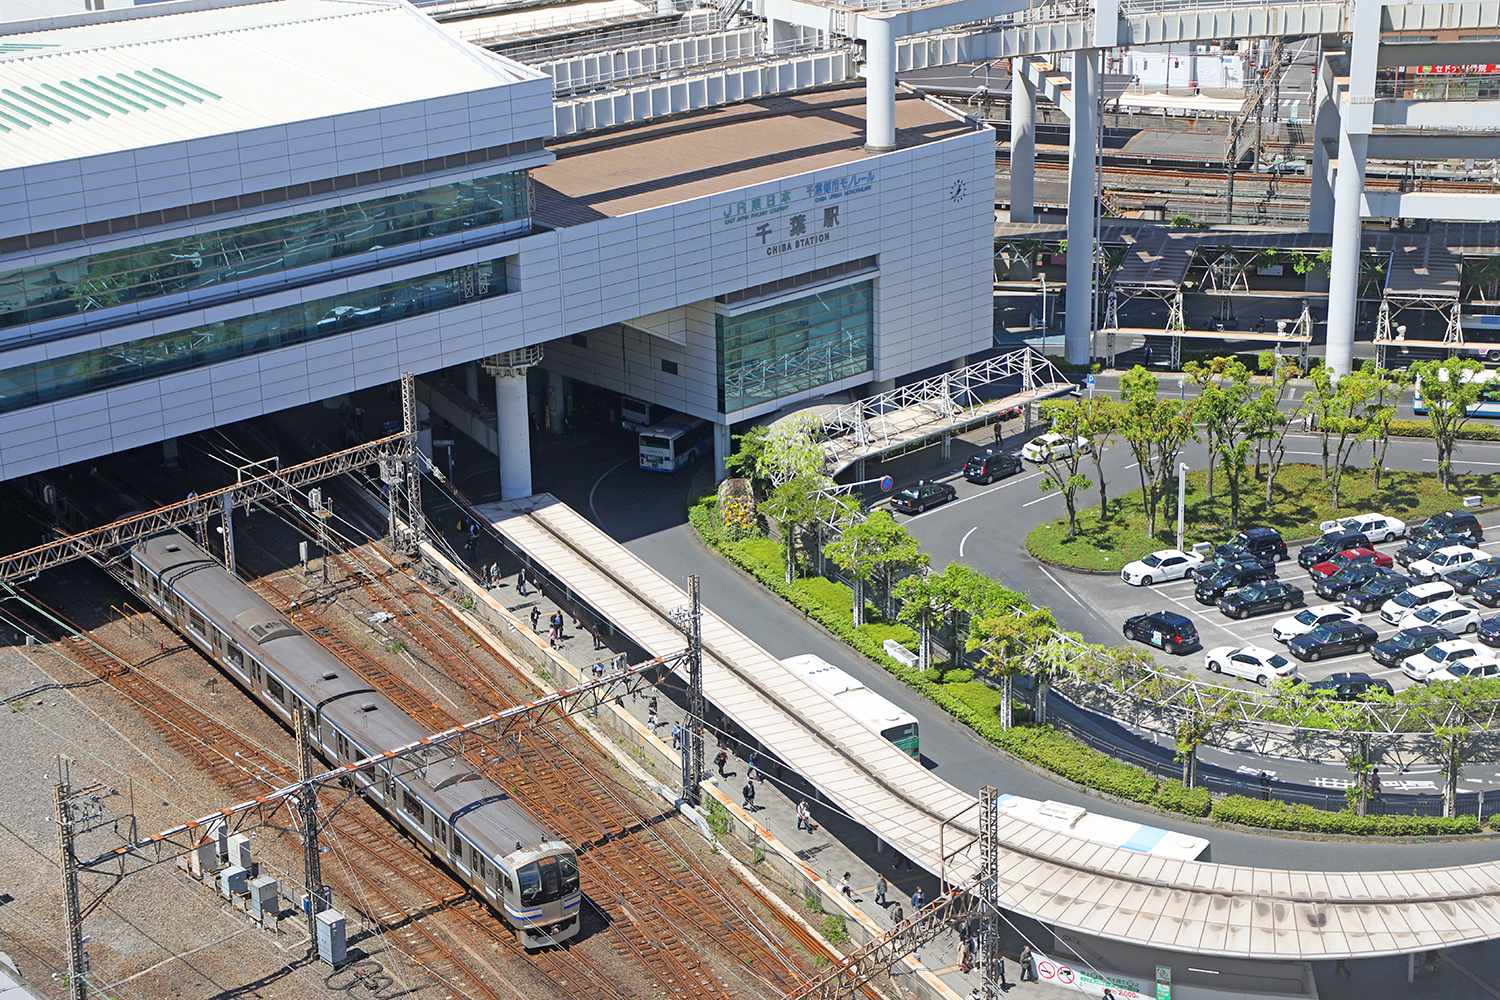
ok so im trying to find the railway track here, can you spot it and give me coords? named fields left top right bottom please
left=246, top=536, right=815, bottom=1000
left=12, top=595, right=546, bottom=1000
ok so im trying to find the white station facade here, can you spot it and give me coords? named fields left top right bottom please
left=0, top=0, right=994, bottom=494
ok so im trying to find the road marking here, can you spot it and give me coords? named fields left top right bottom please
left=959, top=526, right=979, bottom=558
left=1447, top=952, right=1500, bottom=999
left=1037, top=565, right=1086, bottom=609
left=1422, top=457, right=1500, bottom=468
left=901, top=470, right=1045, bottom=522
left=1022, top=491, right=1061, bottom=508
left=1125, top=462, right=1139, bottom=470
left=588, top=457, right=634, bottom=525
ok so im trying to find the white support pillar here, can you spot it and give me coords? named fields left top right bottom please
left=1010, top=61, right=1036, bottom=224
left=1309, top=51, right=1339, bottom=234
left=1065, top=50, right=1099, bottom=366
left=482, top=347, right=542, bottom=501
left=712, top=421, right=733, bottom=483
left=862, top=17, right=896, bottom=152
left=1326, top=129, right=1366, bottom=379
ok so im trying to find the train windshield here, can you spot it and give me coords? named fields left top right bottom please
left=518, top=854, right=579, bottom=905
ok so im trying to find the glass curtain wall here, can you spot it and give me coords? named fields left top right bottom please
left=0, top=171, right=529, bottom=332
left=0, top=258, right=506, bottom=414
left=717, top=280, right=874, bottom=412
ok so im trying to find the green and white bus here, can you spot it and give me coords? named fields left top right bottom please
left=781, top=653, right=920, bottom=758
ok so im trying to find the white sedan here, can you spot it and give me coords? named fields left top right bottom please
left=1317, top=512, right=1406, bottom=543
left=1121, top=549, right=1205, bottom=586
left=1204, top=645, right=1300, bottom=685
left=1394, top=599, right=1482, bottom=634
left=1430, top=660, right=1500, bottom=682
left=1020, top=433, right=1089, bottom=463
left=1272, top=604, right=1361, bottom=643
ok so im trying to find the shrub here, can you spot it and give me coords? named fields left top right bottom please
left=1389, top=418, right=1500, bottom=442
left=1153, top=779, right=1212, bottom=817
left=1210, top=796, right=1479, bottom=836
left=821, top=913, right=850, bottom=947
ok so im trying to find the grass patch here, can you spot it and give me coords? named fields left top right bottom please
left=1028, top=463, right=1498, bottom=571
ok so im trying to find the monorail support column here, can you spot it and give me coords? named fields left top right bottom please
left=1064, top=50, right=1099, bottom=366
left=1010, top=61, right=1036, bottom=224
left=1325, top=127, right=1367, bottom=380
left=1309, top=50, right=1339, bottom=235
left=862, top=15, right=896, bottom=152
left=483, top=348, right=543, bottom=501
left=712, top=421, right=732, bottom=484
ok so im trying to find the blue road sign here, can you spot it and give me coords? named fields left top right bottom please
left=880, top=476, right=893, bottom=492
left=1086, top=374, right=1096, bottom=387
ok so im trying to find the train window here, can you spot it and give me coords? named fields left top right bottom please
left=434, top=819, right=449, bottom=849
left=187, top=610, right=206, bottom=637
left=501, top=871, right=513, bottom=894
left=335, top=733, right=350, bottom=759
left=476, top=856, right=487, bottom=881
left=401, top=790, right=425, bottom=825
left=559, top=853, right=579, bottom=894
left=266, top=676, right=285, bottom=703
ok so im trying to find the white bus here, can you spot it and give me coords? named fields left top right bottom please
left=1413, top=367, right=1500, bottom=417
left=781, top=653, right=920, bottom=758
left=638, top=416, right=712, bottom=472
left=621, top=396, right=673, bottom=431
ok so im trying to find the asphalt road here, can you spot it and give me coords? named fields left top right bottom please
left=530, top=423, right=1500, bottom=874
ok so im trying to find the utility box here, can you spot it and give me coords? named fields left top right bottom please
left=190, top=839, right=216, bottom=878
left=220, top=865, right=248, bottom=899
left=227, top=833, right=253, bottom=873
left=250, top=876, right=279, bottom=919
left=316, top=910, right=347, bottom=966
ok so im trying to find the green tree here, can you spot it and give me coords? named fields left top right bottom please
left=1248, top=354, right=1299, bottom=505
left=1117, top=366, right=1197, bottom=538
left=724, top=425, right=770, bottom=493
left=1356, top=362, right=1408, bottom=493
left=969, top=604, right=1058, bottom=730
left=760, top=474, right=850, bottom=584
left=1076, top=396, right=1119, bottom=518
left=894, top=571, right=944, bottom=672
left=1035, top=399, right=1093, bottom=538
left=1303, top=364, right=1376, bottom=511
left=755, top=412, right=827, bottom=485
left=1184, top=356, right=1260, bottom=528
left=1410, top=357, right=1486, bottom=489
left=825, top=511, right=928, bottom=627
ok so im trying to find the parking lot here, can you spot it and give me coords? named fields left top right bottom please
left=1062, top=514, right=1500, bottom=692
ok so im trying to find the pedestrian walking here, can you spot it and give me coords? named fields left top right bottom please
left=892, top=903, right=905, bottom=926
left=747, top=750, right=758, bottom=776
left=1335, top=959, right=1352, bottom=980
left=715, top=749, right=728, bottom=777
left=530, top=606, right=541, bottom=632
left=840, top=872, right=852, bottom=897
left=1143, top=344, right=1154, bottom=366
left=1020, top=945, right=1037, bottom=981
left=548, top=618, right=560, bottom=648
left=910, top=887, right=924, bottom=927
left=875, top=874, right=887, bottom=907
left=552, top=612, right=564, bottom=643
left=518, top=570, right=529, bottom=596
left=993, top=421, right=1004, bottom=446
left=742, top=781, right=756, bottom=810
left=592, top=659, right=605, bottom=681
left=959, top=939, right=972, bottom=974
left=489, top=561, right=499, bottom=587
left=796, top=800, right=810, bottom=831
left=671, top=722, right=682, bottom=750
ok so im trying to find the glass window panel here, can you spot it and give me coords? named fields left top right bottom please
left=0, top=170, right=529, bottom=332
left=0, top=258, right=506, bottom=415
left=717, top=279, right=873, bottom=412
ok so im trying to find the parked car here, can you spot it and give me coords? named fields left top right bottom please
left=1194, top=563, right=1275, bottom=605
left=1122, top=611, right=1200, bottom=654
left=1310, top=547, right=1393, bottom=578
left=1318, top=512, right=1406, bottom=544
left=1380, top=580, right=1457, bottom=625
left=1408, top=509, right=1483, bottom=544
left=889, top=480, right=957, bottom=515
left=1409, top=545, right=1488, bottom=582
left=1430, top=660, right=1500, bottom=682
left=1120, top=549, right=1206, bottom=586
left=1203, top=645, right=1299, bottom=685
left=1402, top=639, right=1493, bottom=682
left=1217, top=581, right=1305, bottom=619
left=1313, top=564, right=1388, bottom=601
left=1371, top=625, right=1458, bottom=667
left=1286, top=622, right=1380, bottom=661
left=1020, top=433, right=1088, bottom=463
left=1393, top=598, right=1482, bottom=634
left=1298, top=529, right=1372, bottom=569
left=1193, top=547, right=1278, bottom=577
left=1445, top=558, right=1500, bottom=595
left=1302, top=671, right=1394, bottom=699
left=1478, top=615, right=1500, bottom=647
left=1213, top=527, right=1288, bottom=564
left=1345, top=573, right=1414, bottom=613
left=1395, top=532, right=1479, bottom=569
left=1272, top=604, right=1362, bottom=643
left=1472, top=578, right=1500, bottom=608
left=962, top=449, right=1022, bottom=485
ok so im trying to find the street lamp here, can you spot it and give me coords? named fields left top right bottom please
left=1177, top=463, right=1190, bottom=553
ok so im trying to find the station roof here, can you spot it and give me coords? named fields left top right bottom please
left=0, top=0, right=544, bottom=171
left=532, top=85, right=971, bottom=225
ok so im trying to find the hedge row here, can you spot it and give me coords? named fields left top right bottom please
left=1389, top=418, right=1500, bottom=442
left=1211, top=796, right=1479, bottom=837
left=689, top=496, right=1479, bottom=836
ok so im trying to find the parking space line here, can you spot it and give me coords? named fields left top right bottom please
left=1022, top=491, right=1061, bottom=508
left=1037, top=565, right=1086, bottom=609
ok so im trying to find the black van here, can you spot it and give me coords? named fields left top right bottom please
left=1410, top=509, right=1483, bottom=543
left=1215, top=526, right=1288, bottom=563
left=963, top=449, right=1022, bottom=485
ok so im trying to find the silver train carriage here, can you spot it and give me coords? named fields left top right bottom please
left=129, top=531, right=581, bottom=947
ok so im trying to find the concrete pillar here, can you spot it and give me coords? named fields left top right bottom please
left=863, top=17, right=896, bottom=152
left=1325, top=127, right=1366, bottom=379
left=1309, top=55, right=1338, bottom=234
left=1010, top=61, right=1036, bottom=224
left=1065, top=50, right=1099, bottom=366
left=495, top=373, right=532, bottom=500
left=465, top=363, right=480, bottom=401
left=712, top=421, right=733, bottom=483
left=546, top=370, right=566, bottom=435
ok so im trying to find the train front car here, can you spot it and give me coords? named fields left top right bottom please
left=499, top=841, right=582, bottom=948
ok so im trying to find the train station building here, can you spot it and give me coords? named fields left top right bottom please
left=0, top=0, right=994, bottom=493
